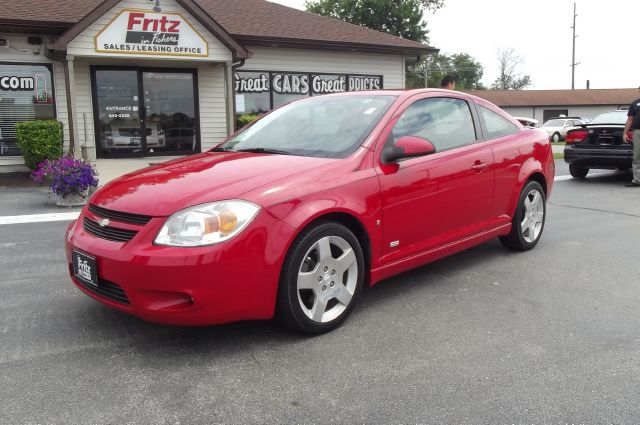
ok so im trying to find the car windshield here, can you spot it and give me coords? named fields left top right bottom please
left=542, top=119, right=564, bottom=127
left=589, top=111, right=628, bottom=125
left=217, top=95, right=396, bottom=158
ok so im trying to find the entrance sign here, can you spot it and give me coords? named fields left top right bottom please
left=95, top=9, right=208, bottom=57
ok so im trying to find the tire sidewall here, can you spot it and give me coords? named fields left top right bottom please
left=278, top=221, right=365, bottom=334
left=569, top=164, right=589, bottom=178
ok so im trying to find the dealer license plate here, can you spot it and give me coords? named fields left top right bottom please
left=72, top=250, right=98, bottom=287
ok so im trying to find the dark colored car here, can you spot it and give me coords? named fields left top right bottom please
left=564, top=110, right=633, bottom=178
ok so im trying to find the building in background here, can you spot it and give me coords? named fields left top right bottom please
left=468, top=89, right=638, bottom=124
left=0, top=0, right=436, bottom=171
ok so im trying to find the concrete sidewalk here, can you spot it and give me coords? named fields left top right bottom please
left=93, top=155, right=183, bottom=186
left=0, top=156, right=184, bottom=218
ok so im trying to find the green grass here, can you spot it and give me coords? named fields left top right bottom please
left=553, top=153, right=564, bottom=160
left=551, top=142, right=566, bottom=146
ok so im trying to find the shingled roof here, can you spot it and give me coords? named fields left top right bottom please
left=0, top=0, right=436, bottom=55
left=466, top=88, right=639, bottom=107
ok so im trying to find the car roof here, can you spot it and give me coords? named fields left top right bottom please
left=544, top=117, right=583, bottom=122
left=513, top=116, right=539, bottom=122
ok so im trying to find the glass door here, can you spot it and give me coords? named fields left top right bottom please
left=94, top=70, right=144, bottom=156
left=93, top=68, right=199, bottom=158
left=142, top=72, right=197, bottom=154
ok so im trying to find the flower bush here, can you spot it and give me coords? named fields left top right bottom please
left=32, top=156, right=99, bottom=198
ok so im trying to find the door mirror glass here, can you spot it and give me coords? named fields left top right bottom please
left=381, top=135, right=436, bottom=164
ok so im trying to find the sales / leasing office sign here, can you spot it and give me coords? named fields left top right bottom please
left=95, top=9, right=208, bottom=57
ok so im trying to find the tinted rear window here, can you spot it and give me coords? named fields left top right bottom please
left=589, top=112, right=628, bottom=125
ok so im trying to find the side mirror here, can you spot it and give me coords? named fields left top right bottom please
left=381, top=135, right=436, bottom=164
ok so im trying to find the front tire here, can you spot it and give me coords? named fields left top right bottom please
left=500, top=181, right=546, bottom=251
left=276, top=221, right=365, bottom=334
left=551, top=132, right=561, bottom=143
left=569, top=164, right=589, bottom=179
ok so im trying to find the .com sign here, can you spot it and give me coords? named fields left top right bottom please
left=0, top=75, right=34, bottom=91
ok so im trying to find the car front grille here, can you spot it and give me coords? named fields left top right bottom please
left=88, top=204, right=152, bottom=225
left=83, top=217, right=138, bottom=242
left=70, top=264, right=130, bottom=304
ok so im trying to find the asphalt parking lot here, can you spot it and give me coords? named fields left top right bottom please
left=2, top=161, right=640, bottom=424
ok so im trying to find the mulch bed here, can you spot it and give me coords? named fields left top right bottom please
left=0, top=172, right=35, bottom=188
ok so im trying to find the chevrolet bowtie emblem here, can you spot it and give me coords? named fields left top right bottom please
left=98, top=218, right=111, bottom=227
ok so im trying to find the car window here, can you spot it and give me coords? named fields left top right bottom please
left=589, top=111, right=628, bottom=124
left=391, top=97, right=477, bottom=152
left=478, top=105, right=518, bottom=139
left=221, top=95, right=396, bottom=158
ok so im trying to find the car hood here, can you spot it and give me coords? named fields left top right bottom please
left=90, top=152, right=339, bottom=216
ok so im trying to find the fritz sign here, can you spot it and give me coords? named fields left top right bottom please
left=95, top=9, right=208, bottom=57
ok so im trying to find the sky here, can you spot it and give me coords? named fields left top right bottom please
left=267, top=0, right=639, bottom=90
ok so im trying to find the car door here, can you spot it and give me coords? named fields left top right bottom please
left=474, top=102, right=527, bottom=228
left=376, top=95, right=495, bottom=265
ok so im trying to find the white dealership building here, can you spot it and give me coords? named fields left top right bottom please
left=0, top=0, right=436, bottom=170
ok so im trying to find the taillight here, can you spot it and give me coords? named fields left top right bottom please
left=565, top=130, right=588, bottom=144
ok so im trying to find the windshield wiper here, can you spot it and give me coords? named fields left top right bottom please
left=210, top=147, right=233, bottom=152
left=235, top=148, right=293, bottom=155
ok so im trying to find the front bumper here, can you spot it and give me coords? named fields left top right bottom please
left=564, top=144, right=633, bottom=169
left=64, top=207, right=295, bottom=326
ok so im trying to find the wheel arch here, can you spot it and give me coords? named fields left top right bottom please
left=280, top=210, right=373, bottom=288
left=527, top=171, right=548, bottom=196
left=505, top=164, right=548, bottom=220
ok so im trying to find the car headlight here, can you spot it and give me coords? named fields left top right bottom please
left=154, top=200, right=260, bottom=247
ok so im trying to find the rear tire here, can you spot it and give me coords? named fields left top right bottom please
left=275, top=221, right=364, bottom=334
left=500, top=181, right=546, bottom=251
left=569, top=164, right=589, bottom=179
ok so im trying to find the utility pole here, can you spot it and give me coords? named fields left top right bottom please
left=571, top=2, right=580, bottom=90
left=424, top=56, right=429, bottom=88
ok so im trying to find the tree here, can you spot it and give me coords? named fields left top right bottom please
left=450, top=53, right=485, bottom=90
left=406, top=52, right=485, bottom=89
left=491, top=48, right=532, bottom=90
left=305, top=0, right=444, bottom=43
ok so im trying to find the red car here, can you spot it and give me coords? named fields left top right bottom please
left=65, top=90, right=554, bottom=334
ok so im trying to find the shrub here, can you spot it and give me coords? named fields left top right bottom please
left=15, top=120, right=64, bottom=170
left=236, top=114, right=260, bottom=129
left=32, top=156, right=98, bottom=197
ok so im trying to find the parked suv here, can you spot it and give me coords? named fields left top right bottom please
left=541, top=117, right=586, bottom=142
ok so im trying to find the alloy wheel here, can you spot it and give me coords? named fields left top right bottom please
left=296, top=235, right=358, bottom=323
left=520, top=188, right=544, bottom=243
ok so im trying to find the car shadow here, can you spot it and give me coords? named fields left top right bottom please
left=358, top=239, right=508, bottom=308
left=562, top=169, right=632, bottom=186
left=72, top=239, right=512, bottom=358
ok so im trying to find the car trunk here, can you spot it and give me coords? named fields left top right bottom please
left=571, top=126, right=629, bottom=149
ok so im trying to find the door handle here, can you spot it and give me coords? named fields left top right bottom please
left=471, top=161, right=489, bottom=171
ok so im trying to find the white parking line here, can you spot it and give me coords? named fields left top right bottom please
left=0, top=212, right=80, bottom=226
left=554, top=175, right=574, bottom=181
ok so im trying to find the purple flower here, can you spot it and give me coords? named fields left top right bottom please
left=31, top=156, right=99, bottom=197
